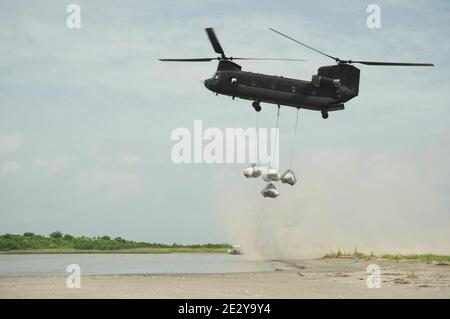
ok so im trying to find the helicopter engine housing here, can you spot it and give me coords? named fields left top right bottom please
left=317, top=64, right=360, bottom=96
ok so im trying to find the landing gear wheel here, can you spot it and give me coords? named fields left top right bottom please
left=321, top=111, right=329, bottom=119
left=252, top=101, right=261, bottom=112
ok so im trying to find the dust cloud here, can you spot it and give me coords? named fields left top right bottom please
left=216, top=134, right=450, bottom=260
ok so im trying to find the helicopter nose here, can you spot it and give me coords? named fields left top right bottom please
left=204, top=79, right=212, bottom=90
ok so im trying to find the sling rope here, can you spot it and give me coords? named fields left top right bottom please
left=271, top=105, right=280, bottom=168
left=255, top=111, right=259, bottom=164
left=289, top=108, right=300, bottom=169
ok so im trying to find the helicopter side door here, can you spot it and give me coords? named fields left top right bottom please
left=221, top=71, right=239, bottom=97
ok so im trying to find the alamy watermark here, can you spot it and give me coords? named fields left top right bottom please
left=366, top=264, right=382, bottom=288
left=171, top=120, right=279, bottom=169
left=66, top=264, right=81, bottom=289
left=66, top=4, right=81, bottom=29
left=366, top=4, right=381, bottom=29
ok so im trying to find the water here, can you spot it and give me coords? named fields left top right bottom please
left=0, top=254, right=274, bottom=276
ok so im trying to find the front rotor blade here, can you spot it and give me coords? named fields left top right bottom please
left=158, top=58, right=215, bottom=62
left=269, top=27, right=337, bottom=61
left=232, top=57, right=307, bottom=61
left=350, top=60, right=434, bottom=66
left=205, top=28, right=225, bottom=57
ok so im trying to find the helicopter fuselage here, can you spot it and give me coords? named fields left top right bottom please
left=203, top=62, right=360, bottom=115
left=160, top=27, right=432, bottom=119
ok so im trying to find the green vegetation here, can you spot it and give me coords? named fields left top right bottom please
left=0, top=232, right=232, bottom=254
left=324, top=248, right=375, bottom=259
left=324, top=248, right=450, bottom=262
left=380, top=254, right=450, bottom=262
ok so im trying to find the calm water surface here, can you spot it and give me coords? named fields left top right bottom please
left=0, top=254, right=274, bottom=276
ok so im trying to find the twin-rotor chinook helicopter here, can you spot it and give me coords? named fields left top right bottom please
left=160, top=28, right=433, bottom=198
left=159, top=27, right=433, bottom=119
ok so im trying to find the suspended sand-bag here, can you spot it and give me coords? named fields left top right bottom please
left=251, top=165, right=263, bottom=178
left=260, top=183, right=280, bottom=198
left=243, top=164, right=263, bottom=178
left=243, top=166, right=254, bottom=178
left=281, top=169, right=297, bottom=186
left=262, top=167, right=280, bottom=182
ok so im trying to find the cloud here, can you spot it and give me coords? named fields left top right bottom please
left=80, top=168, right=143, bottom=200
left=217, top=133, right=450, bottom=259
left=121, top=154, right=141, bottom=167
left=0, top=0, right=449, bottom=246
left=33, top=154, right=75, bottom=175
left=0, top=134, right=21, bottom=154
left=1, top=161, right=21, bottom=175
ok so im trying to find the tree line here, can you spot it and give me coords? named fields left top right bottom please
left=0, top=232, right=232, bottom=251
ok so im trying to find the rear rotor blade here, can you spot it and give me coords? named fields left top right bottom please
left=158, top=58, right=216, bottom=62
left=269, top=27, right=337, bottom=61
left=349, top=60, right=434, bottom=66
left=269, top=28, right=434, bottom=67
left=205, top=28, right=225, bottom=57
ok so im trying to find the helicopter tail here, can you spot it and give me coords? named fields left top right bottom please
left=317, top=64, right=360, bottom=99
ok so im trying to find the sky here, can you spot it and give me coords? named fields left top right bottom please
left=0, top=0, right=449, bottom=257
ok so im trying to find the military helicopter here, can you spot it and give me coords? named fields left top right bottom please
left=159, top=28, right=433, bottom=119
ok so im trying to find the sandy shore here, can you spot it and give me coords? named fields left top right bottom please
left=1, top=258, right=449, bottom=298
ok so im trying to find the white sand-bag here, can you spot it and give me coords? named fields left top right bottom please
left=243, top=164, right=263, bottom=178
left=280, top=169, right=297, bottom=186
left=262, top=167, right=280, bottom=182
left=243, top=166, right=254, bottom=178
left=260, top=182, right=280, bottom=198
left=251, top=165, right=263, bottom=178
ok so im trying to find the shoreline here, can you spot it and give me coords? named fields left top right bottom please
left=1, top=258, right=449, bottom=298
left=0, top=248, right=231, bottom=255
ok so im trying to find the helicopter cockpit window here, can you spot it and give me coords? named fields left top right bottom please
left=229, top=77, right=237, bottom=83
left=213, top=73, right=220, bottom=80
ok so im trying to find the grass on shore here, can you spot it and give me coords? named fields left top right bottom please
left=380, top=254, right=450, bottom=262
left=324, top=248, right=450, bottom=262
